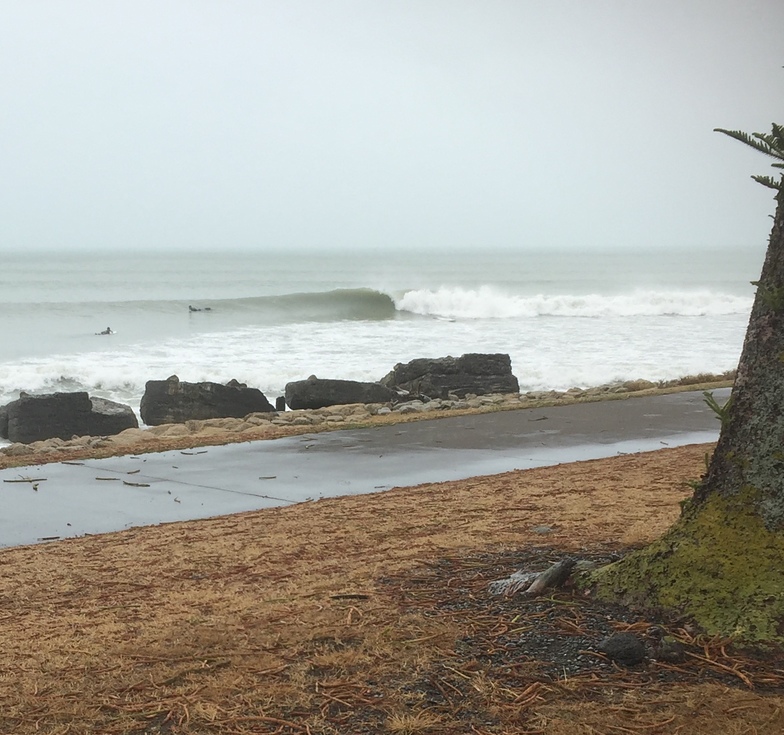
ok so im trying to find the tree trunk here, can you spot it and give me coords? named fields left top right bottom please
left=590, top=184, right=784, bottom=643
left=695, top=183, right=784, bottom=518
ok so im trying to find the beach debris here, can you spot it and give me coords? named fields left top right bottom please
left=597, top=632, right=647, bottom=666
left=127, top=469, right=141, bottom=474
left=329, top=593, right=371, bottom=600
left=488, top=570, right=539, bottom=596
left=489, top=558, right=576, bottom=597
left=95, top=477, right=120, bottom=481
left=38, top=536, right=60, bottom=541
left=4, top=476, right=47, bottom=483
left=525, top=558, right=576, bottom=596
left=647, top=625, right=686, bottom=663
left=259, top=475, right=277, bottom=480
left=123, top=480, right=151, bottom=487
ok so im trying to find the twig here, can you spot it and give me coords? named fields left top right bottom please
left=685, top=652, right=754, bottom=688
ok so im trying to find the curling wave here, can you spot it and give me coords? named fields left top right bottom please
left=3, top=288, right=399, bottom=325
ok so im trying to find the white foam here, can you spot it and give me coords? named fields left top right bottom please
left=0, top=310, right=747, bottom=417
left=394, top=287, right=752, bottom=319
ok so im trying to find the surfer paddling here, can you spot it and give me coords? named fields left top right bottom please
left=97, top=327, right=113, bottom=335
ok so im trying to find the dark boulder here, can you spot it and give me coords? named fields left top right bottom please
left=139, top=375, right=275, bottom=426
left=285, top=376, right=397, bottom=410
left=88, top=397, right=139, bottom=437
left=380, top=353, right=519, bottom=399
left=1, top=392, right=138, bottom=444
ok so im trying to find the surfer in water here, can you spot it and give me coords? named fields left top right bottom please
left=97, top=327, right=113, bottom=335
left=189, top=305, right=212, bottom=312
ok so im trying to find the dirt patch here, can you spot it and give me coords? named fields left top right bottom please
left=1, top=442, right=782, bottom=734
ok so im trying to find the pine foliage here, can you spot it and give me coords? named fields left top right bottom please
left=714, top=123, right=784, bottom=190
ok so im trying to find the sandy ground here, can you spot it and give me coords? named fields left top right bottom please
left=3, top=432, right=783, bottom=734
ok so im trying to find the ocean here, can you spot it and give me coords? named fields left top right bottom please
left=0, top=247, right=760, bottom=424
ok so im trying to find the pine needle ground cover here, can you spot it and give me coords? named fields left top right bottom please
left=1, top=444, right=782, bottom=734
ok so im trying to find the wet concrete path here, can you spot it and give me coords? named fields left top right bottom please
left=0, top=388, right=728, bottom=547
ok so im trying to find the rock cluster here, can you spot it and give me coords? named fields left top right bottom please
left=0, top=353, right=522, bottom=446
left=0, top=391, right=525, bottom=460
left=0, top=378, right=689, bottom=464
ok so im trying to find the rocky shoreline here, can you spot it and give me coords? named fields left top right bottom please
left=0, top=374, right=733, bottom=470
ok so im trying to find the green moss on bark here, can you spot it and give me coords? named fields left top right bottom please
left=590, top=487, right=784, bottom=643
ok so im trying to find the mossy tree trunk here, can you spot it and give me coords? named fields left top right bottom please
left=591, top=182, right=784, bottom=643
left=697, top=181, right=784, bottom=516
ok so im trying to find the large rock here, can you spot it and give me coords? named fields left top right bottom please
left=140, top=375, right=275, bottom=426
left=285, top=376, right=397, bottom=410
left=0, top=392, right=138, bottom=444
left=380, top=353, right=519, bottom=398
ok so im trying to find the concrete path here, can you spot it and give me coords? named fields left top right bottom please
left=0, top=388, right=728, bottom=547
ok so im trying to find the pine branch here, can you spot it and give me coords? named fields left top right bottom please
left=715, top=124, right=784, bottom=190
left=703, top=391, right=733, bottom=427
left=714, top=128, right=784, bottom=161
left=752, top=175, right=782, bottom=191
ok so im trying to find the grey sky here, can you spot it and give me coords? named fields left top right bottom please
left=1, top=1, right=782, bottom=253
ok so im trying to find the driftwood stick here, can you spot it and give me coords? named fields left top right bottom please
left=523, top=558, right=576, bottom=597
left=488, top=557, right=578, bottom=597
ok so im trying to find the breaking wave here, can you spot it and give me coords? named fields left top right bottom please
left=394, top=286, right=752, bottom=319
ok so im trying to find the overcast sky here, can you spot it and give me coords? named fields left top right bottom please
left=1, top=1, right=782, bottom=254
